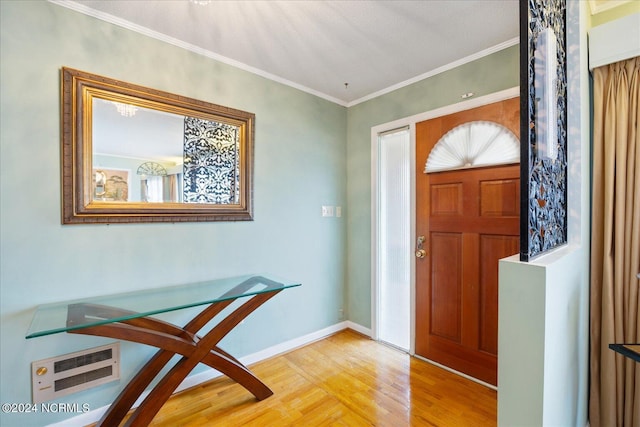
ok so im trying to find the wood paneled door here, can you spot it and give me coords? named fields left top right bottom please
left=415, top=98, right=520, bottom=386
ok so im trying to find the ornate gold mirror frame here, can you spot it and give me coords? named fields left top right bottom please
left=61, top=67, right=254, bottom=224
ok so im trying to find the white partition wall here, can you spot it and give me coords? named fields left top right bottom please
left=498, top=1, right=590, bottom=425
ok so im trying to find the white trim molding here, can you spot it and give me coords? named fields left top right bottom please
left=348, top=37, right=519, bottom=107
left=589, top=12, right=640, bottom=70
left=48, top=0, right=517, bottom=108
left=588, top=0, right=631, bottom=15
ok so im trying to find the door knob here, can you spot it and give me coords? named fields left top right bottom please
left=415, top=235, right=427, bottom=259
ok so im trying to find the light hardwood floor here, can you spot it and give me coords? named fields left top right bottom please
left=121, top=329, right=497, bottom=426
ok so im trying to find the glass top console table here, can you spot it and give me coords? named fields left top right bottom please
left=26, top=275, right=301, bottom=427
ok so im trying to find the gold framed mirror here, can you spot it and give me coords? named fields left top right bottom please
left=61, top=67, right=254, bottom=224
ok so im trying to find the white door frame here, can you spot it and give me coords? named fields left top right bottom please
left=370, top=87, right=519, bottom=356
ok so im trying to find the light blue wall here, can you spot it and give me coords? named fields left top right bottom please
left=0, top=2, right=346, bottom=426
left=345, top=45, right=519, bottom=327
left=1, top=2, right=541, bottom=426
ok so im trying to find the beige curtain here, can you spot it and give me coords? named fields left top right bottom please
left=163, top=174, right=178, bottom=202
left=590, top=56, right=640, bottom=427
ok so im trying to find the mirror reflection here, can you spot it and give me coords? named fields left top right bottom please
left=92, top=98, right=241, bottom=205
left=61, top=67, right=254, bottom=224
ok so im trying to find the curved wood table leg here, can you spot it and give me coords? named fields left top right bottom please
left=68, top=302, right=231, bottom=426
left=123, top=291, right=279, bottom=427
left=67, top=288, right=282, bottom=427
left=202, top=350, right=273, bottom=400
left=98, top=351, right=175, bottom=425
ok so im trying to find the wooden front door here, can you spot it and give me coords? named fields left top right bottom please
left=414, top=98, right=519, bottom=386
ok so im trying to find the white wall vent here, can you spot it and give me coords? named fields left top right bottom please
left=31, top=343, right=120, bottom=404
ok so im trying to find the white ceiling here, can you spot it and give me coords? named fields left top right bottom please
left=56, top=0, right=520, bottom=106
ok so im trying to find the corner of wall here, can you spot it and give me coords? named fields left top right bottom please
left=498, top=256, right=546, bottom=427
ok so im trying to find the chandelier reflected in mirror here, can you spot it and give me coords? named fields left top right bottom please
left=111, top=101, right=138, bottom=117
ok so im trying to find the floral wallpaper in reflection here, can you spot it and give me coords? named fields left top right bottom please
left=183, top=117, right=240, bottom=204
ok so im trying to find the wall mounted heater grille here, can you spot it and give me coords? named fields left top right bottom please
left=31, top=343, right=120, bottom=404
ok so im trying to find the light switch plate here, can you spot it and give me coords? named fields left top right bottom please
left=322, top=206, right=334, bottom=217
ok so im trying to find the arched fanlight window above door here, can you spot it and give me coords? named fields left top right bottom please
left=424, top=121, right=519, bottom=173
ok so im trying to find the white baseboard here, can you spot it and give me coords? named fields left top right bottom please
left=47, top=321, right=369, bottom=427
left=344, top=320, right=372, bottom=337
